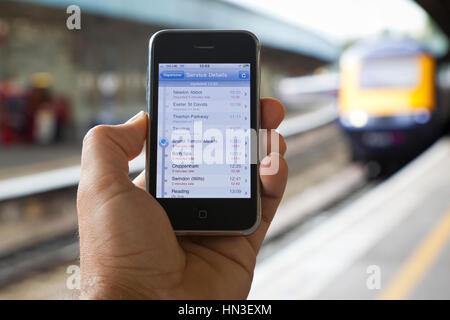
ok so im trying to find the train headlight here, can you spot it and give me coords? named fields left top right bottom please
left=413, top=108, right=431, bottom=124
left=348, top=110, right=369, bottom=128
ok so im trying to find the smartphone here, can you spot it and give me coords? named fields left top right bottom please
left=146, top=30, right=260, bottom=235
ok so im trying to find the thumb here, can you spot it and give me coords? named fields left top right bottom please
left=79, top=111, right=147, bottom=200
left=77, top=112, right=187, bottom=298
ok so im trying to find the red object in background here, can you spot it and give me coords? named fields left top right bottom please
left=53, top=97, right=70, bottom=141
left=24, top=87, right=47, bottom=143
left=1, top=80, right=71, bottom=145
left=0, top=82, right=24, bottom=146
left=0, top=86, right=7, bottom=144
left=392, top=131, right=407, bottom=146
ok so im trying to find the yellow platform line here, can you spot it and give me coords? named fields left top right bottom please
left=377, top=207, right=450, bottom=300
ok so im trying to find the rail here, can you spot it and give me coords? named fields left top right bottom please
left=0, top=104, right=338, bottom=201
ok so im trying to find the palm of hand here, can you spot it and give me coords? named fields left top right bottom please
left=77, top=98, right=287, bottom=299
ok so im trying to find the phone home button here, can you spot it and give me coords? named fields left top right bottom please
left=198, top=209, right=208, bottom=219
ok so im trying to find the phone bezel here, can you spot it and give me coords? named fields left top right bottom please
left=146, top=30, right=261, bottom=235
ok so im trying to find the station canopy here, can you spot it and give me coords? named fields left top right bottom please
left=15, top=0, right=339, bottom=62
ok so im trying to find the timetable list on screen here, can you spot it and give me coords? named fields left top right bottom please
left=156, top=63, right=251, bottom=198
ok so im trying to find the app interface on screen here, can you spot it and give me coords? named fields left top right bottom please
left=156, top=63, right=251, bottom=198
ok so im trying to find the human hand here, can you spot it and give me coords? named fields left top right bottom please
left=77, top=98, right=288, bottom=299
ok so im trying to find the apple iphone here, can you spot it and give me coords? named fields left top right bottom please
left=146, top=30, right=260, bottom=235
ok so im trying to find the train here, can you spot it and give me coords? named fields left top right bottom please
left=338, top=38, right=450, bottom=165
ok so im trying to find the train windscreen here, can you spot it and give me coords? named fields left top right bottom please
left=359, top=56, right=420, bottom=89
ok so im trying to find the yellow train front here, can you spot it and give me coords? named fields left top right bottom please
left=338, top=38, right=443, bottom=164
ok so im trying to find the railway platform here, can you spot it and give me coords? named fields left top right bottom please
left=250, top=136, right=450, bottom=299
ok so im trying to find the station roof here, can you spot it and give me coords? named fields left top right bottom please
left=416, top=0, right=450, bottom=39
left=14, top=0, right=339, bottom=62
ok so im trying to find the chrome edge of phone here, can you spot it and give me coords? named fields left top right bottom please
left=145, top=29, right=261, bottom=236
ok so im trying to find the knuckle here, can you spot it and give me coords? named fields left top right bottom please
left=76, top=182, right=92, bottom=215
left=83, top=125, right=111, bottom=146
left=266, top=131, right=287, bottom=154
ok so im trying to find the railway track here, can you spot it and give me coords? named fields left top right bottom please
left=0, top=230, right=78, bottom=288
left=0, top=104, right=375, bottom=290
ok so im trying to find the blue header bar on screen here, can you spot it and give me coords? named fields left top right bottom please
left=159, top=63, right=250, bottom=81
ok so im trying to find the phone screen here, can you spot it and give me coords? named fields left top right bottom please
left=156, top=63, right=251, bottom=198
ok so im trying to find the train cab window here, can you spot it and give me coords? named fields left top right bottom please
left=359, top=56, right=420, bottom=89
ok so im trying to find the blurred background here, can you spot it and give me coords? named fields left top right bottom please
left=1, top=0, right=450, bottom=299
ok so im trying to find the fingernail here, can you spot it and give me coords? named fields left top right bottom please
left=126, top=111, right=144, bottom=124
left=269, top=152, right=282, bottom=159
left=260, top=156, right=271, bottom=167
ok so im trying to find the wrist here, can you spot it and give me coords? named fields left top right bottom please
left=80, top=273, right=156, bottom=300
